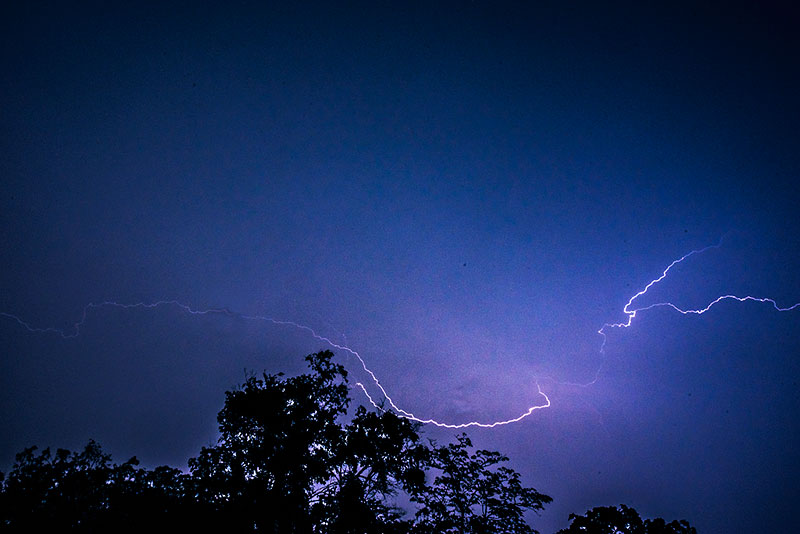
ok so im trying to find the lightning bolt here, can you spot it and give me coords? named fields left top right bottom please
left=597, top=241, right=722, bottom=351
left=598, top=242, right=799, bottom=349
left=1, top=239, right=797, bottom=428
left=0, top=300, right=550, bottom=428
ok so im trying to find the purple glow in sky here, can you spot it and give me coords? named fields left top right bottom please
left=4, top=239, right=797, bottom=431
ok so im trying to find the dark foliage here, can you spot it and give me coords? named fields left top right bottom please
left=188, top=351, right=352, bottom=532
left=557, top=504, right=697, bottom=534
left=0, top=440, right=205, bottom=532
left=411, top=434, right=552, bottom=534
left=0, top=350, right=695, bottom=533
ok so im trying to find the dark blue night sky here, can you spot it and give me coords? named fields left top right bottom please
left=2, top=2, right=799, bottom=532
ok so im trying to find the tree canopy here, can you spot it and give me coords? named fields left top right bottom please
left=0, top=350, right=696, bottom=533
left=557, top=504, right=697, bottom=534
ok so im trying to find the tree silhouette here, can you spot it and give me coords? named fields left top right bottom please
left=188, top=350, right=351, bottom=532
left=412, top=433, right=552, bottom=534
left=0, top=349, right=695, bottom=533
left=187, top=350, right=430, bottom=533
left=0, top=440, right=204, bottom=532
left=186, top=351, right=549, bottom=533
left=557, top=504, right=697, bottom=534
left=0, top=441, right=119, bottom=530
left=313, top=406, right=428, bottom=533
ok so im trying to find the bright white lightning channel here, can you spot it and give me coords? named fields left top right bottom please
left=2, top=241, right=798, bottom=428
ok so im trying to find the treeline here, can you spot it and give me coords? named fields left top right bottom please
left=0, top=350, right=695, bottom=533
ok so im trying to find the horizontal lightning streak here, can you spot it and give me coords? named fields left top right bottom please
left=0, top=300, right=550, bottom=428
left=2, top=238, right=798, bottom=428
left=633, top=296, right=800, bottom=316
